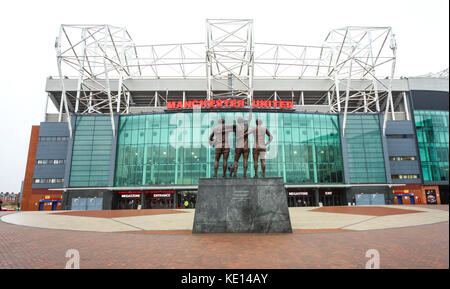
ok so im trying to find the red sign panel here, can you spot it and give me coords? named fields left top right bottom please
left=167, top=99, right=294, bottom=110
left=118, top=191, right=142, bottom=194
left=145, top=190, right=175, bottom=194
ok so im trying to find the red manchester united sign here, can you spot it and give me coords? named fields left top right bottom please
left=167, top=99, right=294, bottom=110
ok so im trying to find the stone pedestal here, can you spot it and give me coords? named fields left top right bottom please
left=193, top=177, right=292, bottom=233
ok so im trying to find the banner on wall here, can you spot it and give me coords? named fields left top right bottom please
left=425, top=190, right=438, bottom=204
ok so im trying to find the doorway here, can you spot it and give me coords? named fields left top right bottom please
left=319, top=194, right=341, bottom=206
left=177, top=191, right=197, bottom=209
left=147, top=197, right=173, bottom=209
left=144, top=191, right=175, bottom=209
left=439, top=187, right=449, bottom=204
left=117, top=198, right=141, bottom=209
left=71, top=197, right=103, bottom=210
left=288, top=195, right=313, bottom=207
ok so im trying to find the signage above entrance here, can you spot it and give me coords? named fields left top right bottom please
left=153, top=193, right=172, bottom=198
left=118, top=191, right=142, bottom=198
left=167, top=99, right=294, bottom=110
left=121, top=194, right=141, bottom=198
left=288, top=192, right=308, bottom=196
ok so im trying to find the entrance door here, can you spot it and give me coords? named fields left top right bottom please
left=307, top=196, right=314, bottom=206
left=290, top=196, right=297, bottom=207
left=397, top=196, right=403, bottom=204
left=77, top=198, right=88, bottom=210
left=301, top=196, right=313, bottom=207
left=71, top=198, right=81, bottom=210
left=295, top=196, right=304, bottom=207
left=332, top=195, right=340, bottom=206
left=39, top=202, right=44, bottom=211
left=355, top=194, right=370, bottom=205
left=324, top=195, right=331, bottom=206
left=440, top=190, right=449, bottom=204
left=410, top=196, right=415, bottom=205
left=288, top=196, right=303, bottom=207
left=370, top=194, right=385, bottom=205
left=287, top=196, right=294, bottom=207
left=118, top=198, right=141, bottom=209
left=320, top=195, right=337, bottom=206
left=150, top=198, right=168, bottom=209
left=52, top=202, right=57, bottom=210
left=145, top=193, right=175, bottom=209
left=87, top=198, right=103, bottom=210
left=178, top=192, right=196, bottom=209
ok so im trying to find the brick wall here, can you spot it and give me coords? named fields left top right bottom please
left=20, top=126, right=40, bottom=211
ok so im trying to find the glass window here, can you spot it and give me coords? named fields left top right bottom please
left=69, top=115, right=113, bottom=187
left=115, top=112, right=344, bottom=186
left=414, top=110, right=449, bottom=182
left=345, top=114, right=386, bottom=183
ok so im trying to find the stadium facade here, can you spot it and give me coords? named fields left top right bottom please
left=20, top=21, right=449, bottom=211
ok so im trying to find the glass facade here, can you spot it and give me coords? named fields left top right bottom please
left=345, top=114, right=387, bottom=183
left=414, top=110, right=449, bottom=182
left=114, top=112, right=344, bottom=186
left=69, top=115, right=113, bottom=187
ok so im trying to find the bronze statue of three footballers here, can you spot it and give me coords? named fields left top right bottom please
left=209, top=109, right=273, bottom=178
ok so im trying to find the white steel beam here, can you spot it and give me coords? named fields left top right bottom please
left=403, top=91, right=410, bottom=120
left=206, top=19, right=254, bottom=101
left=54, top=23, right=398, bottom=119
left=104, top=26, right=116, bottom=137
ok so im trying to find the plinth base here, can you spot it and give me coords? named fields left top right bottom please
left=192, top=177, right=292, bottom=233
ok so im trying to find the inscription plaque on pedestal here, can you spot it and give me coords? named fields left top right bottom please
left=193, top=177, right=292, bottom=233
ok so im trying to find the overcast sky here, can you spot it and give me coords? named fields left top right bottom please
left=0, top=0, right=448, bottom=192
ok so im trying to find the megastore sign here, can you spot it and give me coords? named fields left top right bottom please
left=167, top=99, right=294, bottom=110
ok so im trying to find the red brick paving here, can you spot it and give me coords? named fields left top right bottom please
left=53, top=209, right=186, bottom=218
left=311, top=206, right=424, bottom=216
left=125, top=230, right=192, bottom=234
left=0, top=211, right=448, bottom=269
left=125, top=229, right=353, bottom=235
left=292, top=228, right=352, bottom=234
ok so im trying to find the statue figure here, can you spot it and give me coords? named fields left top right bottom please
left=248, top=118, right=273, bottom=178
left=209, top=118, right=234, bottom=178
left=232, top=109, right=252, bottom=178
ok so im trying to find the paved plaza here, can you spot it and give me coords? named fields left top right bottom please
left=0, top=205, right=448, bottom=269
